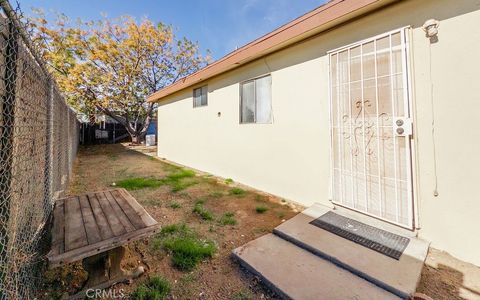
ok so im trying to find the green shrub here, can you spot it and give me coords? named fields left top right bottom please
left=225, top=178, right=234, bottom=184
left=229, top=188, right=246, bottom=196
left=131, top=276, right=171, bottom=300
left=255, top=206, right=268, bottom=214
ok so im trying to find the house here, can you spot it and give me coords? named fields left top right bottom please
left=148, top=0, right=480, bottom=285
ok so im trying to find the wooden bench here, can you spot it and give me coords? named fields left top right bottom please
left=47, top=188, right=161, bottom=297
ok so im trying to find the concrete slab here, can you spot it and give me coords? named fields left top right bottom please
left=273, top=204, right=429, bottom=299
left=233, top=233, right=401, bottom=300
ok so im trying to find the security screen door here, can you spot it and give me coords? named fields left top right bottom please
left=329, top=28, right=414, bottom=228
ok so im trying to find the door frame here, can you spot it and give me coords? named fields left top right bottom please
left=326, top=26, right=416, bottom=230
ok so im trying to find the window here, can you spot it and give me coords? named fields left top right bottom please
left=193, top=86, right=208, bottom=107
left=240, top=75, right=272, bottom=123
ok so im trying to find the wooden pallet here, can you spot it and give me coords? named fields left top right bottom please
left=47, top=188, right=160, bottom=298
left=47, top=188, right=160, bottom=267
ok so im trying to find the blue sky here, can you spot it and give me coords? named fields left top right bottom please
left=19, top=0, right=326, bottom=60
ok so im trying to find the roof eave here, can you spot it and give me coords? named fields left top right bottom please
left=148, top=0, right=398, bottom=103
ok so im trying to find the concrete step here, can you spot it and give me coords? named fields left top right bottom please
left=273, top=204, right=429, bottom=299
left=232, top=233, right=401, bottom=300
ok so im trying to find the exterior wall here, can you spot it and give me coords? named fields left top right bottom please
left=157, top=0, right=480, bottom=266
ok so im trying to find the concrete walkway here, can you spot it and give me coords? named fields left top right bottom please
left=233, top=203, right=429, bottom=299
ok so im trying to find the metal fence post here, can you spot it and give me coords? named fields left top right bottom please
left=0, top=18, right=18, bottom=299
left=44, top=80, right=53, bottom=210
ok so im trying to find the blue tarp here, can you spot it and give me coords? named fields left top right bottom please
left=146, top=121, right=157, bottom=135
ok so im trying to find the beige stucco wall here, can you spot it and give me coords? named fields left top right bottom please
left=157, top=0, right=480, bottom=266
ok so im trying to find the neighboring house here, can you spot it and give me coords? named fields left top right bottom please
left=148, top=0, right=480, bottom=267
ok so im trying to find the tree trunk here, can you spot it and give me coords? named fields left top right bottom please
left=95, top=104, right=153, bottom=145
left=124, top=117, right=151, bottom=145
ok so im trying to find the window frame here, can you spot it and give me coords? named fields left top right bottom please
left=193, top=85, right=208, bottom=108
left=239, top=74, right=272, bottom=124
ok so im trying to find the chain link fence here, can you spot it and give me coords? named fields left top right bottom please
left=0, top=1, right=80, bottom=298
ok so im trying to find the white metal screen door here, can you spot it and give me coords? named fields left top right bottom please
left=329, top=28, right=414, bottom=228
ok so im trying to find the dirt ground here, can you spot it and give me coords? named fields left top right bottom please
left=40, top=144, right=301, bottom=299
left=39, top=143, right=480, bottom=300
left=417, top=248, right=480, bottom=300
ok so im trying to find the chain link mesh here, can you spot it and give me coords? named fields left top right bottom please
left=0, top=1, right=80, bottom=298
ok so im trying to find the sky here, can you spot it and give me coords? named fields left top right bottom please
left=18, top=0, right=327, bottom=60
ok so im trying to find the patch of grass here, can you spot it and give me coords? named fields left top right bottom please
left=277, top=211, right=286, bottom=218
left=166, top=169, right=195, bottom=180
left=193, top=202, right=214, bottom=221
left=164, top=237, right=216, bottom=271
left=224, top=178, right=234, bottom=184
left=108, top=153, right=119, bottom=161
left=255, top=205, right=269, bottom=214
left=162, top=169, right=197, bottom=192
left=195, top=198, right=207, bottom=205
left=151, top=223, right=216, bottom=271
left=160, top=224, right=187, bottom=235
left=117, top=177, right=163, bottom=190
left=169, top=201, right=181, bottom=209
left=219, top=212, right=237, bottom=226
left=170, top=180, right=198, bottom=192
left=208, top=191, right=224, bottom=198
left=131, top=276, right=171, bottom=300
left=229, top=187, right=246, bottom=196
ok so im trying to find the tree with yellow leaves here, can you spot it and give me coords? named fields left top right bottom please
left=30, top=13, right=209, bottom=143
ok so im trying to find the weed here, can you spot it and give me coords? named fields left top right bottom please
left=277, top=211, right=285, bottom=218
left=255, top=206, right=269, bottom=214
left=171, top=180, right=197, bottom=192
left=151, top=224, right=216, bottom=271
left=164, top=237, right=216, bottom=271
left=195, top=198, right=207, bottom=205
left=193, top=203, right=214, bottom=221
left=160, top=224, right=187, bottom=235
left=161, top=169, right=197, bottom=192
left=208, top=191, right=224, bottom=198
left=166, top=169, right=195, bottom=180
left=219, top=212, right=237, bottom=226
left=117, top=177, right=162, bottom=190
left=131, top=276, right=171, bottom=300
left=229, top=187, right=246, bottom=196
left=281, top=199, right=287, bottom=203
left=169, top=201, right=181, bottom=209
left=225, top=178, right=234, bottom=184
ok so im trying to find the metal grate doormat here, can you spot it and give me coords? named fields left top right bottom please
left=310, top=211, right=410, bottom=260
